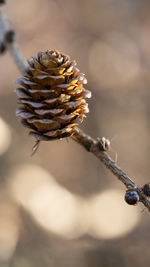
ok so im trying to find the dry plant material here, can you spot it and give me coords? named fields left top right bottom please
left=15, top=50, right=91, bottom=144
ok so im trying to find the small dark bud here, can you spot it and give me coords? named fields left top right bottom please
left=125, top=190, right=139, bottom=205
left=5, top=30, right=15, bottom=43
left=0, top=0, right=5, bottom=5
left=142, top=183, right=150, bottom=197
left=0, top=42, right=6, bottom=54
left=97, top=137, right=110, bottom=151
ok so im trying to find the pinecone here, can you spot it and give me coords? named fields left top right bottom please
left=15, top=50, right=91, bottom=144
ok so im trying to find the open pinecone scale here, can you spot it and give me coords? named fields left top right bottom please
left=15, top=50, right=91, bottom=143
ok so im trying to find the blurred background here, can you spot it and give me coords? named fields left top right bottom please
left=0, top=0, right=150, bottom=266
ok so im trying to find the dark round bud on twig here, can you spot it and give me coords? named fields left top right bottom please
left=5, top=30, right=15, bottom=43
left=0, top=42, right=6, bottom=54
left=0, top=0, right=5, bottom=5
left=125, top=190, right=139, bottom=205
left=142, top=183, right=150, bottom=197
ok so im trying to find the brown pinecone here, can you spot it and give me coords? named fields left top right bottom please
left=15, top=50, right=91, bottom=143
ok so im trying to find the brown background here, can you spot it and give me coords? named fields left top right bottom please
left=0, top=0, right=150, bottom=266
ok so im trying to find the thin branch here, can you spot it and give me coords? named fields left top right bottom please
left=1, top=3, right=150, bottom=211
left=71, top=128, right=150, bottom=211
left=0, top=6, right=27, bottom=73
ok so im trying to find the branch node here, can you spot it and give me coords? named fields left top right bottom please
left=5, top=29, right=15, bottom=43
left=141, top=183, right=150, bottom=197
left=0, top=0, right=5, bottom=5
left=97, top=137, right=110, bottom=152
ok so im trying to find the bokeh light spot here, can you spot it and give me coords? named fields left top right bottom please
left=0, top=117, right=11, bottom=156
left=26, top=183, right=87, bottom=238
left=0, top=203, right=19, bottom=261
left=10, top=164, right=51, bottom=205
left=10, top=164, right=88, bottom=239
left=87, top=189, right=141, bottom=239
left=89, top=33, right=140, bottom=89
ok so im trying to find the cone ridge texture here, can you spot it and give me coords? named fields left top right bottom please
left=15, top=50, right=91, bottom=141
